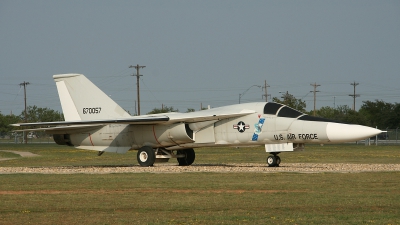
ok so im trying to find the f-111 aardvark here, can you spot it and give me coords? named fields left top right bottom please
left=13, top=74, right=382, bottom=167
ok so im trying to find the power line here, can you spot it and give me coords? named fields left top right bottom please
left=349, top=81, right=360, bottom=110
left=262, top=80, right=270, bottom=102
left=129, top=64, right=146, bottom=115
left=19, top=81, right=30, bottom=144
left=310, top=82, right=320, bottom=116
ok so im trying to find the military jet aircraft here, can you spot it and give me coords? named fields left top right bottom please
left=12, top=74, right=382, bottom=167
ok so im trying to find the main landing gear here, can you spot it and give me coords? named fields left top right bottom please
left=177, top=149, right=195, bottom=166
left=266, top=153, right=281, bottom=167
left=136, top=147, right=195, bottom=167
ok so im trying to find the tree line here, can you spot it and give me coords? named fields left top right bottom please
left=0, top=106, right=63, bottom=137
left=273, top=93, right=400, bottom=129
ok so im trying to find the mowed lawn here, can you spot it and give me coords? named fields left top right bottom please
left=0, top=143, right=399, bottom=224
left=1, top=143, right=400, bottom=166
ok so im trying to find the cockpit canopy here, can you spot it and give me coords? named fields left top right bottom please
left=263, top=102, right=341, bottom=123
left=263, top=102, right=303, bottom=118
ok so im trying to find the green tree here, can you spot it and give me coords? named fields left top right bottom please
left=20, top=106, right=64, bottom=122
left=359, top=100, right=398, bottom=128
left=0, top=113, right=21, bottom=136
left=313, top=105, right=367, bottom=125
left=147, top=106, right=179, bottom=114
left=315, top=106, right=337, bottom=119
left=272, top=92, right=307, bottom=113
left=340, top=108, right=368, bottom=125
left=15, top=106, right=64, bottom=138
left=387, top=103, right=400, bottom=128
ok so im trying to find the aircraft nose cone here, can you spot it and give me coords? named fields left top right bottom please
left=326, top=123, right=382, bottom=142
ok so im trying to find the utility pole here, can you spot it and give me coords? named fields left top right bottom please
left=349, top=81, right=360, bottom=111
left=310, top=82, right=320, bottom=116
left=333, top=96, right=336, bottom=108
left=19, top=81, right=30, bottom=144
left=262, top=80, right=270, bottom=102
left=134, top=100, right=137, bottom=116
left=129, top=64, right=146, bottom=115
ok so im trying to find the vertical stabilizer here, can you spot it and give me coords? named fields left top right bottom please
left=53, top=74, right=131, bottom=121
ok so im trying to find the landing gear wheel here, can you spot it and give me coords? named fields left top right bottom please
left=137, top=146, right=155, bottom=167
left=267, top=155, right=277, bottom=167
left=276, top=156, right=281, bottom=167
left=177, top=148, right=195, bottom=166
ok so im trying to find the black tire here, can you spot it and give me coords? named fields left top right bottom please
left=137, top=146, right=155, bottom=167
left=177, top=148, right=195, bottom=166
left=276, top=156, right=281, bottom=167
left=267, top=155, right=277, bottom=167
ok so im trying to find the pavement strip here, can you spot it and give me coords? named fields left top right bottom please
left=0, top=150, right=40, bottom=161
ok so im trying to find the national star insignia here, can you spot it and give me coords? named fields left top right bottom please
left=233, top=121, right=250, bottom=133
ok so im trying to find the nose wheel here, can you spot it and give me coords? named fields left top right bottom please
left=267, top=154, right=281, bottom=167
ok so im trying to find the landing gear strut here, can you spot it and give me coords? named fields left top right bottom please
left=267, top=153, right=281, bottom=167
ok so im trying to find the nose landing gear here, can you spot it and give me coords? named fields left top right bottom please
left=266, top=153, right=281, bottom=167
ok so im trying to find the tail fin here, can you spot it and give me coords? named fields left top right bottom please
left=53, top=74, right=131, bottom=121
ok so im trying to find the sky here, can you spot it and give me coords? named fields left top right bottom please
left=1, top=1, right=399, bottom=116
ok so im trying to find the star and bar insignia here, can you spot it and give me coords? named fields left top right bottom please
left=233, top=121, right=250, bottom=133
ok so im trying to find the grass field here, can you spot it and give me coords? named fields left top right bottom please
left=1, top=143, right=400, bottom=166
left=0, top=143, right=399, bottom=224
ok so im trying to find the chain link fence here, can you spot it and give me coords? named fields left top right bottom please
left=0, top=132, right=55, bottom=144
left=360, top=128, right=400, bottom=146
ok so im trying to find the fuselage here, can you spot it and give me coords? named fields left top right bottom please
left=53, top=102, right=381, bottom=153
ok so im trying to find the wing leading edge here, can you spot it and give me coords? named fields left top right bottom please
left=11, top=115, right=170, bottom=127
left=11, top=109, right=255, bottom=131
